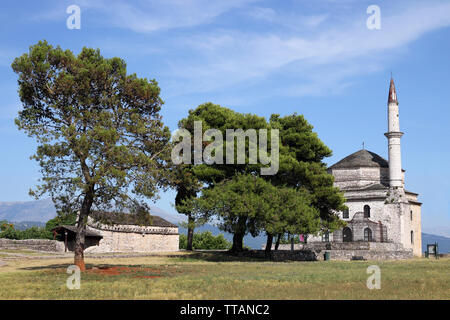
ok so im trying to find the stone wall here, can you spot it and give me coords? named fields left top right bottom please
left=261, top=242, right=413, bottom=261
left=264, top=241, right=405, bottom=251
left=243, top=248, right=413, bottom=261
left=237, top=250, right=318, bottom=261
left=84, top=225, right=179, bottom=253
left=0, top=225, right=180, bottom=254
left=0, top=239, right=65, bottom=252
left=322, top=249, right=413, bottom=261
left=342, top=199, right=386, bottom=224
left=331, top=167, right=390, bottom=190
left=403, top=191, right=422, bottom=256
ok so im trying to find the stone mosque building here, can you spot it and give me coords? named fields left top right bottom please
left=308, top=78, right=422, bottom=258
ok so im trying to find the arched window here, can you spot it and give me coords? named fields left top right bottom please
left=364, top=228, right=373, bottom=242
left=411, top=231, right=414, bottom=244
left=343, top=209, right=349, bottom=219
left=364, top=205, right=371, bottom=218
left=322, top=231, right=329, bottom=242
left=343, top=227, right=352, bottom=242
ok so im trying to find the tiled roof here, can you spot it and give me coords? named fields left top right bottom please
left=90, top=211, right=177, bottom=228
left=52, top=225, right=103, bottom=238
left=329, top=149, right=389, bottom=170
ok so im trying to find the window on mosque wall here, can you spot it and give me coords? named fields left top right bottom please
left=411, top=231, right=414, bottom=244
left=364, top=205, right=371, bottom=218
left=410, top=210, right=413, bottom=221
left=322, top=232, right=330, bottom=242
left=343, top=209, right=349, bottom=219
left=364, top=228, right=373, bottom=242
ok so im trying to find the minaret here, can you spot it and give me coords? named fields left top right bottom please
left=384, top=77, right=403, bottom=188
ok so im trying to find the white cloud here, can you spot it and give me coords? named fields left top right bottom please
left=247, top=6, right=329, bottom=30
left=24, top=0, right=450, bottom=99
left=78, top=0, right=259, bottom=32
left=161, top=0, right=450, bottom=97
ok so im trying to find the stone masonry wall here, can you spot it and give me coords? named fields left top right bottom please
left=261, top=242, right=413, bottom=260
left=264, top=242, right=405, bottom=251
left=409, top=202, right=422, bottom=256
left=0, top=239, right=65, bottom=252
left=84, top=226, right=179, bottom=253
left=245, top=248, right=413, bottom=261
left=331, top=167, right=390, bottom=190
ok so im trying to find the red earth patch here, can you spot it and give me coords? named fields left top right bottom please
left=87, top=266, right=165, bottom=278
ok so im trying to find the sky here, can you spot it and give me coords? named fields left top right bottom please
left=0, top=0, right=449, bottom=234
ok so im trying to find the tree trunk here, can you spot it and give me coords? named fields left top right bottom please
left=275, top=233, right=281, bottom=250
left=265, top=233, right=273, bottom=259
left=186, top=215, right=195, bottom=251
left=231, top=232, right=244, bottom=253
left=74, top=220, right=86, bottom=271
left=230, top=216, right=246, bottom=253
left=74, top=190, right=94, bottom=271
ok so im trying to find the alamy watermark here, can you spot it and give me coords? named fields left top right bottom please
left=367, top=5, right=381, bottom=30
left=66, top=5, right=81, bottom=30
left=66, top=265, right=81, bottom=290
left=366, top=265, right=381, bottom=289
left=171, top=121, right=279, bottom=175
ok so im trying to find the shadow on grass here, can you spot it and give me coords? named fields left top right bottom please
left=19, top=263, right=96, bottom=271
left=173, top=250, right=271, bottom=262
left=16, top=250, right=318, bottom=270
left=20, top=263, right=182, bottom=280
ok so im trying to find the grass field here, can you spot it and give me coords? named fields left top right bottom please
left=0, top=250, right=448, bottom=299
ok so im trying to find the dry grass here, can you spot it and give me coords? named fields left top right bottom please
left=0, top=250, right=448, bottom=300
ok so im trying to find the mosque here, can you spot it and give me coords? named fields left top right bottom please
left=309, top=78, right=422, bottom=258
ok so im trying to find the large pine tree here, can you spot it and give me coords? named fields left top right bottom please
left=12, top=41, right=172, bottom=269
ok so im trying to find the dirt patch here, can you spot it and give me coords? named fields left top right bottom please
left=87, top=266, right=169, bottom=278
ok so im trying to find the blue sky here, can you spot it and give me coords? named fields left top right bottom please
left=0, top=0, right=449, bottom=234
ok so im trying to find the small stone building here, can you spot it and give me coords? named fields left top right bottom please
left=53, top=211, right=179, bottom=253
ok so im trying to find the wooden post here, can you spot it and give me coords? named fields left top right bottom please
left=64, top=231, right=68, bottom=252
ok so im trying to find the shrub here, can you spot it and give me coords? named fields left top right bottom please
left=179, top=231, right=232, bottom=250
left=0, top=223, right=20, bottom=239
left=0, top=223, right=53, bottom=240
left=20, top=226, right=53, bottom=240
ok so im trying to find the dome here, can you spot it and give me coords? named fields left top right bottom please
left=329, top=149, right=389, bottom=170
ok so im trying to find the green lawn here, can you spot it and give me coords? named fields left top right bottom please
left=0, top=251, right=448, bottom=299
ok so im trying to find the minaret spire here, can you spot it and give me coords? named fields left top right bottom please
left=384, top=76, right=403, bottom=188
left=388, top=77, right=398, bottom=105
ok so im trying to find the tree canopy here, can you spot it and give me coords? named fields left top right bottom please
left=177, top=103, right=346, bottom=253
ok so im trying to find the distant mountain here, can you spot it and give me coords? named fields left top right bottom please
left=0, top=198, right=56, bottom=222
left=13, top=221, right=46, bottom=230
left=148, top=205, right=185, bottom=224
left=422, top=233, right=450, bottom=254
left=422, top=226, right=450, bottom=238
left=0, top=198, right=183, bottom=225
